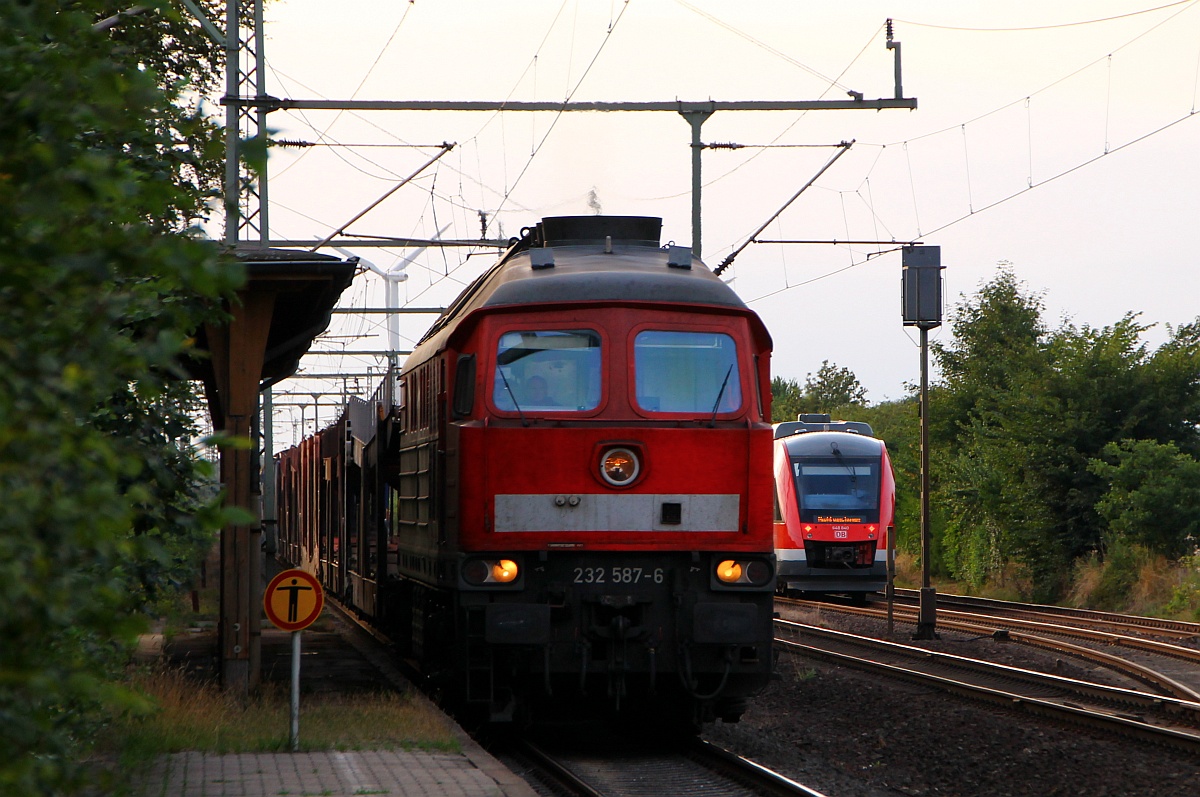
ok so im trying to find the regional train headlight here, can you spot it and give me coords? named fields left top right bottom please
left=463, top=558, right=520, bottom=585
left=715, top=558, right=773, bottom=587
left=600, top=447, right=639, bottom=486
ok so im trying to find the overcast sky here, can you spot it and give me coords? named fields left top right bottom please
left=250, top=0, right=1200, bottom=439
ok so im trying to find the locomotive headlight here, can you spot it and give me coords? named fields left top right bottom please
left=600, top=447, right=640, bottom=486
left=463, top=557, right=520, bottom=586
left=716, top=560, right=743, bottom=583
left=491, top=559, right=519, bottom=583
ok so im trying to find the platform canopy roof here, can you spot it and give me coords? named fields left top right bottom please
left=182, top=247, right=357, bottom=418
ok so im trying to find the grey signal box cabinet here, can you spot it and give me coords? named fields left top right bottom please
left=901, top=245, right=943, bottom=328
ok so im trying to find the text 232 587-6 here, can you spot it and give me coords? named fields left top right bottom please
left=573, top=566, right=665, bottom=585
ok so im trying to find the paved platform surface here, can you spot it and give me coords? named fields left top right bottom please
left=135, top=747, right=537, bottom=797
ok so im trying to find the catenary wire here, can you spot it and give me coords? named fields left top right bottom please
left=733, top=3, right=1199, bottom=292
left=894, top=1, right=1195, bottom=32
left=742, top=110, right=1200, bottom=303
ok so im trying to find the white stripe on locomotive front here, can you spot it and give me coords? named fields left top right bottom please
left=493, top=493, right=740, bottom=532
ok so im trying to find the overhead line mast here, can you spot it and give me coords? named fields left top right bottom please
left=218, top=12, right=916, bottom=260
left=229, top=94, right=918, bottom=260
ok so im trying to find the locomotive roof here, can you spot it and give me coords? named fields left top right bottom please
left=778, top=429, right=884, bottom=457
left=411, top=215, right=761, bottom=357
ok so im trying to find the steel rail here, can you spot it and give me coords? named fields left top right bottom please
left=892, top=587, right=1200, bottom=637
left=687, top=738, right=833, bottom=797
left=902, top=605, right=1200, bottom=665
left=516, top=741, right=608, bottom=797
left=779, top=597, right=1200, bottom=701
left=775, top=621, right=1200, bottom=755
left=517, top=738, right=832, bottom=797
left=777, top=619, right=1200, bottom=718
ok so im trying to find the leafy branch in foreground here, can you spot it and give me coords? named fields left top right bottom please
left=0, top=3, right=241, bottom=793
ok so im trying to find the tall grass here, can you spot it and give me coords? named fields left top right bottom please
left=94, top=573, right=461, bottom=784
left=100, top=665, right=460, bottom=769
left=902, top=540, right=1200, bottom=619
left=1068, top=544, right=1200, bottom=620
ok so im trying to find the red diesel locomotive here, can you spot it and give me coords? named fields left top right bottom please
left=773, top=415, right=895, bottom=602
left=275, top=215, right=777, bottom=728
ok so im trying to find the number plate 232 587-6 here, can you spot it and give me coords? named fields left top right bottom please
left=573, top=566, right=665, bottom=586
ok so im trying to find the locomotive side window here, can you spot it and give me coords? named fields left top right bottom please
left=633, top=331, right=741, bottom=413
left=452, top=354, right=476, bottom=418
left=492, top=329, right=601, bottom=412
left=792, top=458, right=880, bottom=520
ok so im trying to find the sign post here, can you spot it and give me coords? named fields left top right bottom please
left=263, top=568, right=324, bottom=751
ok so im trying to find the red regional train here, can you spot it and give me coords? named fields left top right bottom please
left=274, top=215, right=777, bottom=729
left=772, top=414, right=895, bottom=603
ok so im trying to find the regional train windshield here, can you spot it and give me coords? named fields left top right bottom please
left=792, top=457, right=880, bottom=522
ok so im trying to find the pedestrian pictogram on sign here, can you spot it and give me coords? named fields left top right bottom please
left=264, top=569, right=324, bottom=631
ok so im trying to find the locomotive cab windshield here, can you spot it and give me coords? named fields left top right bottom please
left=634, top=330, right=742, bottom=414
left=493, top=329, right=602, bottom=412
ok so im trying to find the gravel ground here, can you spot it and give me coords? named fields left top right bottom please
left=702, top=604, right=1200, bottom=797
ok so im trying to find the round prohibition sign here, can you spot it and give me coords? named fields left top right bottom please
left=264, top=569, right=324, bottom=631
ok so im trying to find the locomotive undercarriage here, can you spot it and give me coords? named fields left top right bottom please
left=395, top=551, right=774, bottom=728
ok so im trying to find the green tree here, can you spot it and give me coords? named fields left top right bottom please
left=1089, top=440, right=1200, bottom=560
left=926, top=268, right=1050, bottom=587
left=803, top=360, right=867, bottom=412
left=1133, top=319, right=1200, bottom=458
left=931, top=266, right=1200, bottom=597
left=931, top=266, right=1048, bottom=438
left=770, top=375, right=805, bottom=423
left=101, top=0, right=228, bottom=222
left=0, top=3, right=239, bottom=792
left=771, top=362, right=867, bottom=422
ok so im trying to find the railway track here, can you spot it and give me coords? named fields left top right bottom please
left=892, top=588, right=1200, bottom=638
left=890, top=587, right=1200, bottom=640
left=505, top=736, right=831, bottom=797
left=774, top=616, right=1200, bottom=754
left=326, top=594, right=837, bottom=796
left=779, top=594, right=1200, bottom=701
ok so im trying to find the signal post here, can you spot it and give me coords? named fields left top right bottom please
left=902, top=246, right=944, bottom=640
